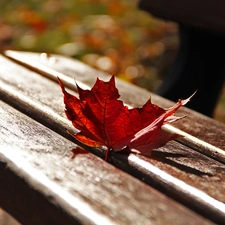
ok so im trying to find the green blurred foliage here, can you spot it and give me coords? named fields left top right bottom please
left=0, top=0, right=178, bottom=91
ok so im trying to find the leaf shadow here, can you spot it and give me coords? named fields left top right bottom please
left=69, top=146, right=89, bottom=159
left=150, top=150, right=213, bottom=177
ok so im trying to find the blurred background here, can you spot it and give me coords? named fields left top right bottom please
left=0, top=1, right=224, bottom=224
left=0, top=0, right=179, bottom=91
left=1, top=0, right=224, bottom=123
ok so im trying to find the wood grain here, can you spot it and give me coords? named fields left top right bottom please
left=1, top=51, right=225, bottom=223
left=5, top=51, right=225, bottom=161
left=0, top=101, right=211, bottom=225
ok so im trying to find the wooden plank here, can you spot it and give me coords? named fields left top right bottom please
left=4, top=51, right=225, bottom=163
left=138, top=0, right=225, bottom=35
left=0, top=101, right=212, bottom=225
left=1, top=52, right=225, bottom=223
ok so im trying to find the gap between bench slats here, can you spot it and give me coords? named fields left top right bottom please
left=4, top=50, right=225, bottom=163
left=1, top=53, right=225, bottom=223
left=0, top=101, right=212, bottom=225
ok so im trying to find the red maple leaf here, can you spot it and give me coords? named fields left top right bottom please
left=58, top=76, right=191, bottom=160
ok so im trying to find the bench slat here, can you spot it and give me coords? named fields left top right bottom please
left=1, top=101, right=213, bottom=225
left=1, top=52, right=225, bottom=223
left=4, top=50, right=225, bottom=163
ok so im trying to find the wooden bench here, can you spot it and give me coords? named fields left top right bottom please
left=139, top=0, right=225, bottom=117
left=1, top=50, right=225, bottom=224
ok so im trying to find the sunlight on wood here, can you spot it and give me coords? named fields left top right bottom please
left=0, top=209, right=20, bottom=225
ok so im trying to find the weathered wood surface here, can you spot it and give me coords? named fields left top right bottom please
left=1, top=51, right=225, bottom=223
left=0, top=102, right=211, bottom=225
left=5, top=51, right=225, bottom=162
left=138, top=0, right=225, bottom=35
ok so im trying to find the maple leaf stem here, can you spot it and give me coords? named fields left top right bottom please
left=105, top=148, right=110, bottom=161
